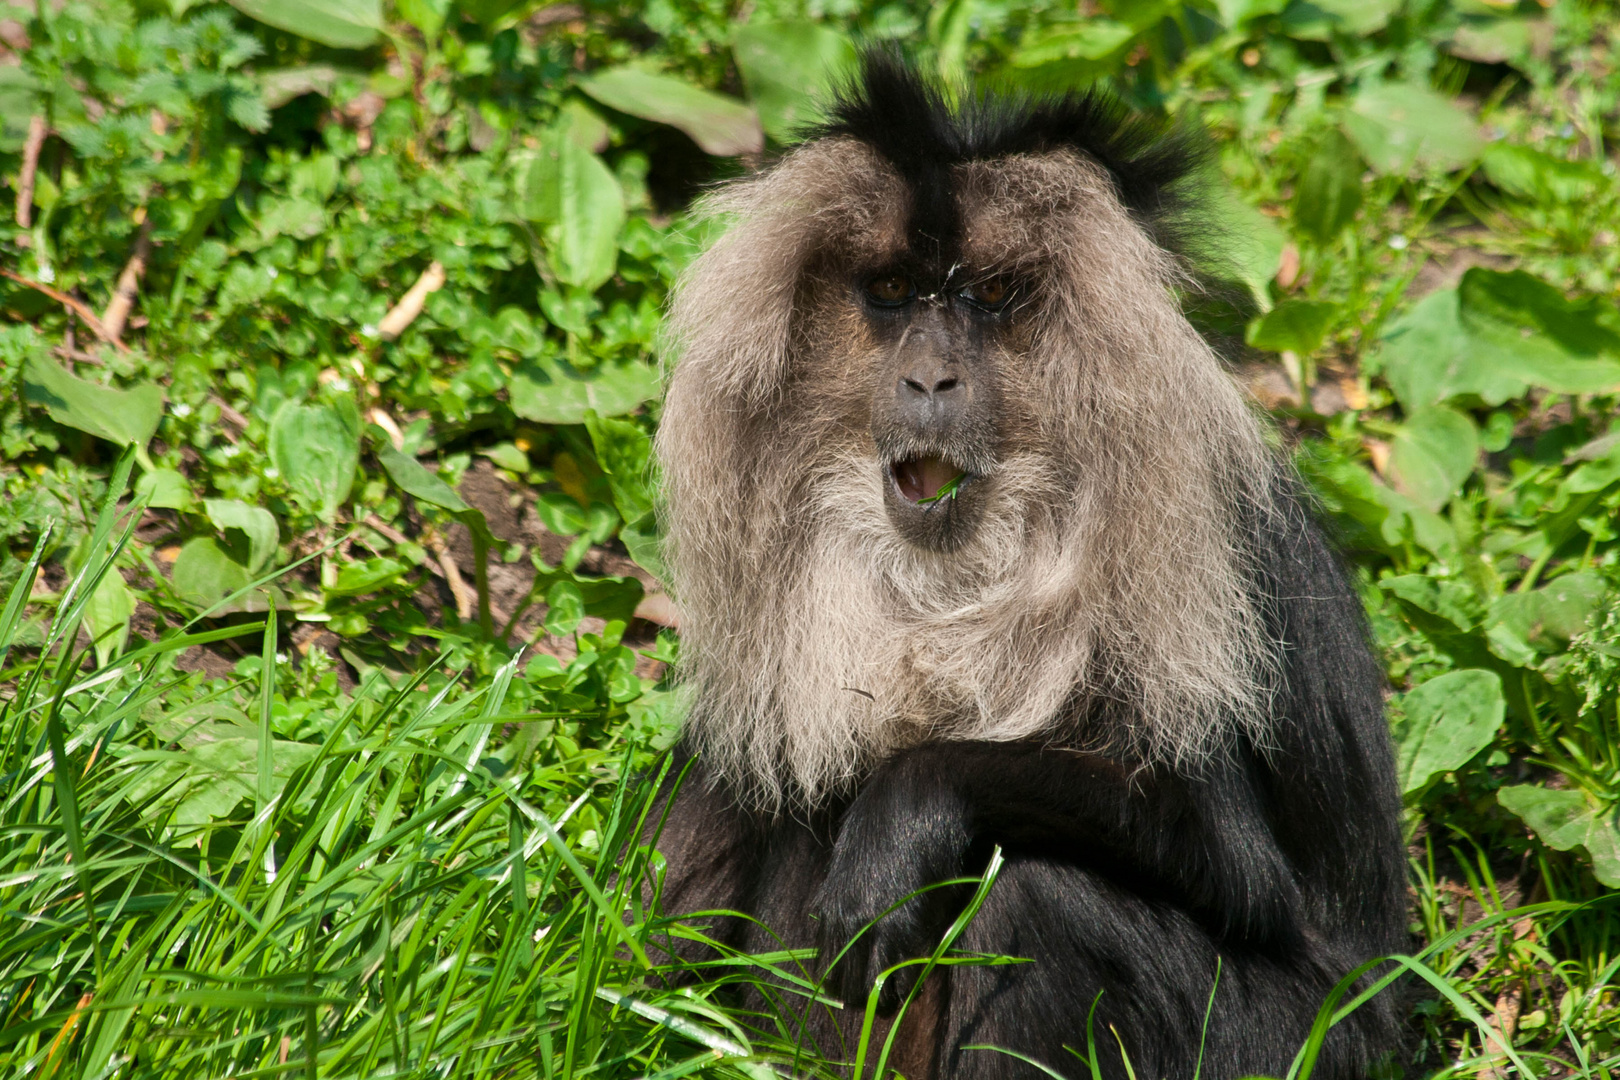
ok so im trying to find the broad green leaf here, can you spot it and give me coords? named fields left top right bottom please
left=1278, top=0, right=1336, bottom=41
left=1387, top=406, right=1479, bottom=512
left=1370, top=484, right=1454, bottom=557
left=520, top=135, right=625, bottom=290
left=508, top=354, right=660, bottom=424
left=620, top=509, right=667, bottom=583
left=1449, top=17, right=1545, bottom=68
left=1383, top=574, right=1481, bottom=632
left=1376, top=276, right=1620, bottom=411
left=1565, top=439, right=1620, bottom=495
left=1392, top=669, right=1504, bottom=795
left=171, top=537, right=263, bottom=614
left=602, top=645, right=642, bottom=702
left=85, top=570, right=135, bottom=668
left=268, top=397, right=360, bottom=523
left=1460, top=269, right=1620, bottom=361
left=733, top=21, right=856, bottom=144
left=1343, top=81, right=1483, bottom=176
left=327, top=556, right=408, bottom=597
left=1248, top=299, right=1338, bottom=355
left=375, top=444, right=496, bottom=545
left=544, top=579, right=585, bottom=637
left=128, top=729, right=322, bottom=826
left=1293, top=442, right=1391, bottom=548
left=579, top=67, right=763, bottom=157
left=480, top=442, right=530, bottom=473
left=1489, top=571, right=1605, bottom=655
left=205, top=498, right=279, bottom=573
left=458, top=0, right=527, bottom=28
left=23, top=355, right=163, bottom=448
left=0, top=65, right=37, bottom=153
left=536, top=287, right=601, bottom=335
left=395, top=0, right=450, bottom=39
left=1215, top=0, right=1287, bottom=27
left=135, top=468, right=195, bottom=511
left=585, top=410, right=654, bottom=523
left=555, top=99, right=610, bottom=152
left=1292, top=129, right=1363, bottom=244
left=1378, top=291, right=1515, bottom=409
left=1206, top=184, right=1286, bottom=310
left=578, top=575, right=644, bottom=625
left=1482, top=142, right=1602, bottom=204
left=585, top=500, right=619, bottom=544
left=253, top=194, right=326, bottom=243
left=1309, top=0, right=1400, bottom=33
left=226, top=0, right=380, bottom=49
left=1010, top=19, right=1135, bottom=66
left=376, top=444, right=470, bottom=513
left=1498, top=785, right=1620, bottom=888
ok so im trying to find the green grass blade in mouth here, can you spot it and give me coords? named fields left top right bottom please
left=915, top=472, right=966, bottom=505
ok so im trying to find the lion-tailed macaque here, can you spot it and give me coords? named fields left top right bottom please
left=645, top=52, right=1405, bottom=1080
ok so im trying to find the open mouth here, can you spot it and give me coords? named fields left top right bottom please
left=890, top=456, right=967, bottom=506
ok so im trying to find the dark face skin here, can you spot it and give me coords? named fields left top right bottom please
left=859, top=265, right=1014, bottom=552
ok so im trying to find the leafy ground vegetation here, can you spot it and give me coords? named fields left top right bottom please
left=1, top=0, right=1619, bottom=1076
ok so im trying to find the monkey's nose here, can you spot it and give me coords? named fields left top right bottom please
left=895, top=360, right=969, bottom=428
left=900, top=374, right=960, bottom=396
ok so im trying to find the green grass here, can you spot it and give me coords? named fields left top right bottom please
left=0, top=472, right=747, bottom=1079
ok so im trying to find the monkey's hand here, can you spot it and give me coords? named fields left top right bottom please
left=810, top=756, right=972, bottom=1013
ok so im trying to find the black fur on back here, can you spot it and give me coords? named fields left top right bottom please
left=810, top=48, right=1211, bottom=272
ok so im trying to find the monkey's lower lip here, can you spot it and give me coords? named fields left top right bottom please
left=890, top=456, right=963, bottom=504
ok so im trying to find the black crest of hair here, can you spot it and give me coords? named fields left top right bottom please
left=811, top=48, right=1212, bottom=273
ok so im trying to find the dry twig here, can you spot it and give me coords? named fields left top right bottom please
left=53, top=346, right=105, bottom=366
left=213, top=397, right=250, bottom=432
left=367, top=514, right=472, bottom=616
left=530, top=3, right=584, bottom=28
left=0, top=267, right=131, bottom=352
left=15, top=115, right=46, bottom=229
left=100, top=216, right=153, bottom=342
left=633, top=592, right=679, bottom=628
left=377, top=260, right=446, bottom=340
left=368, top=408, right=406, bottom=450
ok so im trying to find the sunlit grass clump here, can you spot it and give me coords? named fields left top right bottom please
left=0, top=463, right=826, bottom=1080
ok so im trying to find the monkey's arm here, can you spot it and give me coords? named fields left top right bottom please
left=812, top=740, right=1304, bottom=1007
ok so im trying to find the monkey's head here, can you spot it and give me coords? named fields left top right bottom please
left=659, top=55, right=1280, bottom=812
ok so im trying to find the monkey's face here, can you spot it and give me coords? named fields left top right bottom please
left=857, top=264, right=1017, bottom=551
left=660, top=131, right=1276, bottom=808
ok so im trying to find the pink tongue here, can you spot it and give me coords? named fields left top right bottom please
left=896, top=457, right=955, bottom=502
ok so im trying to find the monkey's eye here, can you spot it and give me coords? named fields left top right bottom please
left=959, top=278, right=1009, bottom=309
left=864, top=274, right=915, bottom=306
